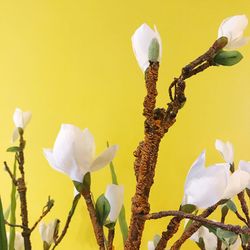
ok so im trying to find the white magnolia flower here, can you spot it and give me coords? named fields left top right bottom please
left=12, top=108, right=32, bottom=142
left=39, top=220, right=58, bottom=245
left=183, top=151, right=250, bottom=208
left=191, top=225, right=241, bottom=250
left=148, top=241, right=155, bottom=250
left=238, top=160, right=250, bottom=189
left=218, top=15, right=249, bottom=49
left=104, top=184, right=124, bottom=222
left=44, top=124, right=118, bottom=182
left=215, top=139, right=234, bottom=164
left=7, top=232, right=24, bottom=250
left=132, top=23, right=162, bottom=71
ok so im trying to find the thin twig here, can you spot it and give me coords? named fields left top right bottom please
left=5, top=220, right=25, bottom=229
left=146, top=209, right=250, bottom=236
left=4, top=161, right=17, bottom=185
left=30, top=198, right=54, bottom=232
left=52, top=194, right=80, bottom=249
left=237, top=191, right=250, bottom=226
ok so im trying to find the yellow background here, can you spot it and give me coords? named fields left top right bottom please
left=0, top=0, right=249, bottom=249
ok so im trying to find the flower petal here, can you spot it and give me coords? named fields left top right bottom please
left=22, top=111, right=32, bottom=128
left=12, top=128, right=19, bottom=143
left=105, top=184, right=124, bottom=222
left=215, top=139, right=234, bottom=164
left=148, top=241, right=155, bottom=250
left=13, top=108, right=24, bottom=128
left=39, top=222, right=47, bottom=242
left=218, top=15, right=249, bottom=49
left=132, top=23, right=161, bottom=71
left=222, top=169, right=250, bottom=199
left=90, top=145, right=118, bottom=172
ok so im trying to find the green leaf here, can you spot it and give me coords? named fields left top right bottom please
left=107, top=147, right=128, bottom=245
left=180, top=204, right=197, bottom=214
left=216, top=228, right=238, bottom=247
left=104, top=221, right=116, bottom=230
left=69, top=194, right=81, bottom=217
left=148, top=38, right=160, bottom=62
left=0, top=197, right=8, bottom=250
left=95, top=194, right=110, bottom=225
left=213, top=50, right=243, bottom=66
left=9, top=158, right=17, bottom=250
left=6, top=147, right=21, bottom=153
left=226, top=200, right=237, bottom=213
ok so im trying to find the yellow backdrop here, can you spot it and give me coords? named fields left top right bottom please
left=0, top=0, right=249, bottom=249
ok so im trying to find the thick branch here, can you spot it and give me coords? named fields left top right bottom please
left=16, top=129, right=31, bottom=250
left=82, top=190, right=105, bottom=250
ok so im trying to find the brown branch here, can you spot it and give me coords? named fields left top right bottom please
left=5, top=220, right=25, bottom=229
left=30, top=198, right=54, bottom=232
left=237, top=191, right=250, bottom=226
left=82, top=190, right=105, bottom=250
left=146, top=209, right=250, bottom=235
left=52, top=194, right=80, bottom=249
left=4, top=161, right=17, bottom=185
left=169, top=201, right=224, bottom=250
left=107, top=228, right=115, bottom=250
left=235, top=211, right=248, bottom=225
left=125, top=37, right=228, bottom=250
left=217, top=206, right=228, bottom=250
left=16, top=129, right=31, bottom=250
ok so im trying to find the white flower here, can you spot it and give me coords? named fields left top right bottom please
left=7, top=232, right=24, bottom=250
left=218, top=15, right=249, bottom=49
left=12, top=108, right=32, bottom=142
left=215, top=139, right=234, bottom=164
left=191, top=225, right=241, bottom=250
left=104, top=184, right=124, bottom=222
left=183, top=151, right=250, bottom=208
left=148, top=241, right=155, bottom=250
left=238, top=160, right=250, bottom=189
left=44, top=124, right=118, bottom=182
left=132, top=23, right=162, bottom=71
left=39, top=220, right=58, bottom=245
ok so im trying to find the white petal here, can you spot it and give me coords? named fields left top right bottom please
left=22, top=111, right=32, bottom=128
left=184, top=151, right=206, bottom=192
left=228, top=237, right=241, bottom=250
left=73, top=128, right=95, bottom=173
left=39, top=222, right=47, bottom=242
left=105, top=184, right=124, bottom=222
left=238, top=160, right=250, bottom=173
left=132, top=23, right=161, bottom=71
left=13, top=108, right=24, bottom=128
left=90, top=145, right=118, bottom=172
left=14, top=232, right=24, bottom=250
left=148, top=241, right=155, bottom=250
left=222, top=169, right=250, bottom=199
left=12, top=128, right=19, bottom=143
left=52, top=124, right=82, bottom=180
left=218, top=15, right=248, bottom=49
left=226, top=36, right=250, bottom=49
left=215, top=139, right=234, bottom=164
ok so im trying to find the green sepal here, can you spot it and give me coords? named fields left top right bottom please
left=43, top=241, right=50, bottom=250
left=148, top=38, right=160, bottom=62
left=180, top=204, right=197, bottom=214
left=226, top=200, right=237, bottom=213
left=104, top=221, right=116, bottom=230
left=95, top=194, right=110, bottom=225
left=73, top=172, right=91, bottom=193
left=0, top=197, right=8, bottom=250
left=213, top=50, right=243, bottom=66
left=240, top=226, right=250, bottom=246
left=153, top=234, right=161, bottom=247
left=221, top=204, right=229, bottom=218
left=6, top=146, right=21, bottom=153
left=195, top=237, right=205, bottom=250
